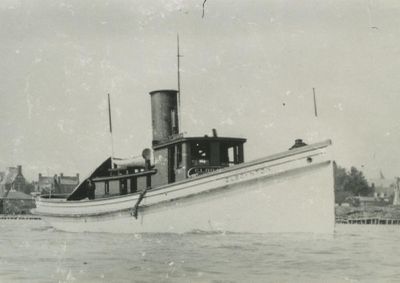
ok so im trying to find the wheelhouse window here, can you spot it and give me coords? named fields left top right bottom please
left=191, top=142, right=210, bottom=166
left=176, top=143, right=182, bottom=168
left=220, top=143, right=243, bottom=166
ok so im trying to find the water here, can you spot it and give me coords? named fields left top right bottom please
left=1, top=221, right=400, bottom=283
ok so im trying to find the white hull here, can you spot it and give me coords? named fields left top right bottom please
left=33, top=141, right=335, bottom=234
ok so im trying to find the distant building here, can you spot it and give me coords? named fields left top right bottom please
left=37, top=173, right=79, bottom=195
left=0, top=165, right=30, bottom=214
left=393, top=178, right=400, bottom=205
left=369, top=174, right=396, bottom=198
left=37, top=174, right=55, bottom=194
left=0, top=165, right=26, bottom=196
left=346, top=196, right=389, bottom=207
left=58, top=173, right=80, bottom=194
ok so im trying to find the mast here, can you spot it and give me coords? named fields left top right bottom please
left=108, top=93, right=115, bottom=168
left=177, top=34, right=182, bottom=133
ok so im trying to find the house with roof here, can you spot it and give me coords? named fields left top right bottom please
left=1, top=190, right=35, bottom=214
left=0, top=165, right=31, bottom=214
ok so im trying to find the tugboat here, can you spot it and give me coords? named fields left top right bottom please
left=33, top=87, right=335, bottom=233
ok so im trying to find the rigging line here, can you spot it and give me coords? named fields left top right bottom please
left=108, top=93, right=115, bottom=168
left=202, top=0, right=207, bottom=18
left=313, top=88, right=318, bottom=118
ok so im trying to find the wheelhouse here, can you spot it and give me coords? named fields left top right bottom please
left=151, top=136, right=246, bottom=187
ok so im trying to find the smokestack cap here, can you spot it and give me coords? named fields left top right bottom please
left=149, top=89, right=178, bottom=96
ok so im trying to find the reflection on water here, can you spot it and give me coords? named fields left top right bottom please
left=0, top=221, right=400, bottom=282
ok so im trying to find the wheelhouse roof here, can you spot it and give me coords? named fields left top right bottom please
left=153, top=136, right=246, bottom=150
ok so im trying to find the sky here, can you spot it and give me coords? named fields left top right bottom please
left=1, top=0, right=400, bottom=182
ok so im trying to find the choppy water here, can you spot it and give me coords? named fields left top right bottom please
left=1, top=221, right=400, bottom=283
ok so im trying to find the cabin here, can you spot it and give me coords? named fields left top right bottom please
left=66, top=90, right=246, bottom=201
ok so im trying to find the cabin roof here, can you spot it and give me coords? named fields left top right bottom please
left=67, top=157, right=112, bottom=201
left=153, top=136, right=246, bottom=150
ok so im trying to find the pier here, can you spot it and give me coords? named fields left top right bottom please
left=336, top=218, right=400, bottom=225
left=0, top=215, right=41, bottom=220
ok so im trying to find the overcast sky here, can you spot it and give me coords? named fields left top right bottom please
left=1, top=0, right=400, bottom=181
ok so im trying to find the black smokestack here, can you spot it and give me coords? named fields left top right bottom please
left=149, top=90, right=179, bottom=145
